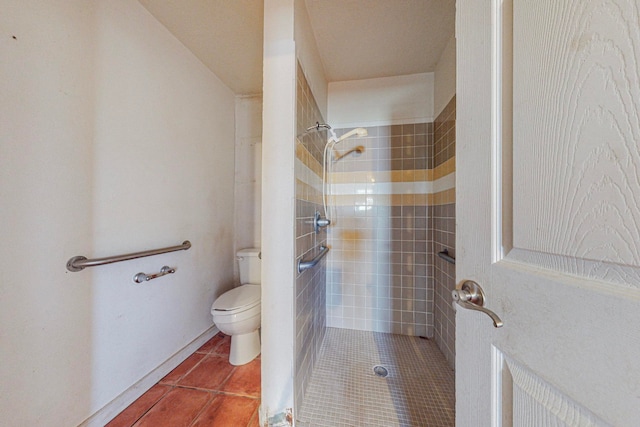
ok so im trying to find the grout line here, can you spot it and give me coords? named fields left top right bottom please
left=125, top=385, right=173, bottom=427
left=186, top=392, right=218, bottom=427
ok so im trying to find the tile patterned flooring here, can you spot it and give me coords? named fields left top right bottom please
left=297, top=328, right=455, bottom=427
left=107, top=333, right=260, bottom=427
left=107, top=329, right=454, bottom=427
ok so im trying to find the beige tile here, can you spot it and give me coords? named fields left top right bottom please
left=297, top=328, right=455, bottom=427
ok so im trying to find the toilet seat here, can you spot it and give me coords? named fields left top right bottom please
left=212, top=284, right=260, bottom=313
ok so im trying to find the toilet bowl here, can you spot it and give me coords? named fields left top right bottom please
left=212, top=284, right=261, bottom=365
left=211, top=248, right=261, bottom=365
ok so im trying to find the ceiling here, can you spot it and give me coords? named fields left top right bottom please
left=138, top=0, right=455, bottom=95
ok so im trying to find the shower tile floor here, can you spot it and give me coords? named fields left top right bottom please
left=297, top=328, right=455, bottom=427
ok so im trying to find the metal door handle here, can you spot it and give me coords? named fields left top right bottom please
left=452, top=280, right=504, bottom=328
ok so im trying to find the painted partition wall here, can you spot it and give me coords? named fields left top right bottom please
left=1, top=1, right=236, bottom=425
left=261, top=0, right=296, bottom=421
left=261, top=0, right=330, bottom=422
left=234, top=96, right=263, bottom=258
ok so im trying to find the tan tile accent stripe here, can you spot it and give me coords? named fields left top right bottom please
left=331, top=157, right=455, bottom=184
left=330, top=187, right=455, bottom=207
left=297, top=139, right=455, bottom=206
left=296, top=179, right=322, bottom=204
left=432, top=157, right=455, bottom=181
left=296, top=140, right=322, bottom=177
left=431, top=187, right=456, bottom=205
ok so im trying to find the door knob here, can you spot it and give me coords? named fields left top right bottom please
left=452, top=280, right=504, bottom=328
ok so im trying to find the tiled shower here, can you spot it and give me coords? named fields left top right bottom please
left=294, top=62, right=329, bottom=406
left=326, top=123, right=435, bottom=338
left=294, top=62, right=457, bottom=411
left=325, top=96, right=457, bottom=368
left=432, top=97, right=457, bottom=368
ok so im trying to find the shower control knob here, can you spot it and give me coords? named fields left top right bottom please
left=316, top=218, right=330, bottom=227
left=313, top=211, right=331, bottom=233
left=452, top=280, right=504, bottom=328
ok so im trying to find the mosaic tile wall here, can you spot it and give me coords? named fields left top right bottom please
left=325, top=97, right=457, bottom=343
left=294, top=62, right=328, bottom=410
left=294, top=80, right=457, bottom=401
left=326, top=124, right=439, bottom=337
left=433, top=96, right=456, bottom=369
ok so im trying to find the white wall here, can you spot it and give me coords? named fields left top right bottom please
left=294, top=0, right=328, bottom=118
left=0, top=1, right=236, bottom=425
left=328, top=73, right=434, bottom=128
left=261, top=0, right=297, bottom=424
left=234, top=95, right=263, bottom=260
left=434, top=35, right=456, bottom=117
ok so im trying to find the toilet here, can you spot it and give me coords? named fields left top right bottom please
left=211, top=248, right=261, bottom=365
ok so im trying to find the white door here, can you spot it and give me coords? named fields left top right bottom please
left=456, top=0, right=640, bottom=426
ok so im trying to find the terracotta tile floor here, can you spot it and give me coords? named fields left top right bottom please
left=107, top=333, right=261, bottom=427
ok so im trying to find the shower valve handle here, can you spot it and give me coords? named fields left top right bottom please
left=316, top=218, right=330, bottom=227
left=452, top=280, right=503, bottom=328
left=314, top=211, right=331, bottom=233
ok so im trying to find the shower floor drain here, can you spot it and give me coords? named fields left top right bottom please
left=373, top=365, right=389, bottom=377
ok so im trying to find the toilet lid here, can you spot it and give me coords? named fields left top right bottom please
left=213, top=285, right=260, bottom=311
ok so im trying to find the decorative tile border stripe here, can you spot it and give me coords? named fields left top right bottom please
left=322, top=157, right=455, bottom=184
left=296, top=156, right=455, bottom=186
left=295, top=179, right=322, bottom=205
left=295, top=162, right=455, bottom=206
left=296, top=136, right=456, bottom=206
left=296, top=140, right=322, bottom=178
left=329, top=187, right=455, bottom=207
left=296, top=139, right=455, bottom=186
left=433, top=156, right=455, bottom=180
left=330, top=173, right=454, bottom=196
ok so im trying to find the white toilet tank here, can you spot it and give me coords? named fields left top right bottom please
left=237, top=248, right=261, bottom=285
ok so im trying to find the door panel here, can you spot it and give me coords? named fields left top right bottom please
left=507, top=357, right=604, bottom=427
left=510, top=0, right=640, bottom=283
left=457, top=0, right=640, bottom=426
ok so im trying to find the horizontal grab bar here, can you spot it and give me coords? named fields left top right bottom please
left=66, top=240, right=191, bottom=272
left=437, top=249, right=456, bottom=265
left=298, top=245, right=329, bottom=273
left=133, top=266, right=176, bottom=283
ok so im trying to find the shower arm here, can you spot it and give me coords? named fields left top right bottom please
left=332, top=146, right=364, bottom=162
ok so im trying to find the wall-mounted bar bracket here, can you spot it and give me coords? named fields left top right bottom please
left=437, top=249, right=456, bottom=264
left=133, top=266, right=176, bottom=283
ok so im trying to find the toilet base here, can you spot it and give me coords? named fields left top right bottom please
left=229, top=329, right=261, bottom=366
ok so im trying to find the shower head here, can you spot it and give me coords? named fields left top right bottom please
left=329, top=127, right=368, bottom=144
left=322, top=126, right=368, bottom=221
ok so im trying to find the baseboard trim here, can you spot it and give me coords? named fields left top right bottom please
left=78, top=325, right=219, bottom=427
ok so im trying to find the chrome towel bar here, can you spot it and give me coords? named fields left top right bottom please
left=297, top=245, right=329, bottom=273
left=66, top=240, right=191, bottom=272
left=437, top=249, right=456, bottom=265
left=133, top=266, right=176, bottom=283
